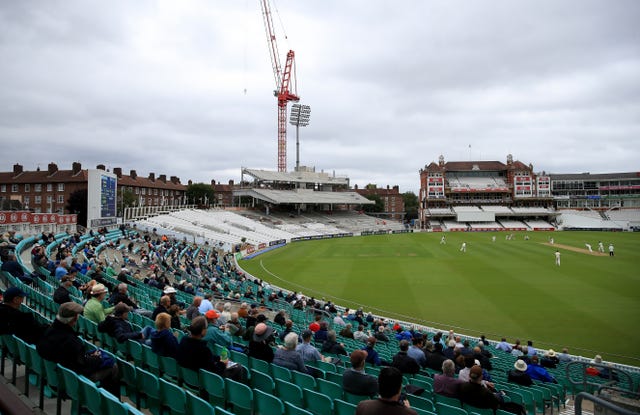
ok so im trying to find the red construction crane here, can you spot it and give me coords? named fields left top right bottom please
left=260, top=0, right=300, bottom=172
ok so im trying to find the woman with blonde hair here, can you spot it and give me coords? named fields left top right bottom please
left=150, top=312, right=178, bottom=358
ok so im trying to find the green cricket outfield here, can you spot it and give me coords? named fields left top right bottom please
left=239, top=231, right=640, bottom=365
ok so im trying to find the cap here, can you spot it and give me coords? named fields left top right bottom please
left=163, top=286, right=177, bottom=294
left=114, top=303, right=132, bottom=316
left=90, top=283, right=108, bottom=295
left=205, top=310, right=219, bottom=320
left=546, top=349, right=556, bottom=357
left=3, top=287, right=28, bottom=302
left=58, top=302, right=84, bottom=318
left=60, top=275, right=75, bottom=283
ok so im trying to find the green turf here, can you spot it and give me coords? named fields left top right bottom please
left=239, top=231, right=640, bottom=365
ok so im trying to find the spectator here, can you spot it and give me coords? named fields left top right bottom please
left=391, top=340, right=420, bottom=375
left=434, top=359, right=464, bottom=399
left=526, top=340, right=537, bottom=356
left=444, top=340, right=457, bottom=360
left=354, top=324, right=369, bottom=343
left=274, top=310, right=286, bottom=327
left=339, top=323, right=354, bottom=339
left=473, top=346, right=493, bottom=371
left=83, top=284, right=114, bottom=324
left=495, top=337, right=512, bottom=353
left=279, top=320, right=294, bottom=342
left=248, top=322, right=274, bottom=363
left=203, top=310, right=233, bottom=348
left=150, top=313, right=179, bottom=358
left=526, top=355, right=556, bottom=383
left=37, top=302, right=120, bottom=396
left=99, top=303, right=149, bottom=343
left=53, top=275, right=74, bottom=305
left=459, top=366, right=500, bottom=411
left=151, top=295, right=171, bottom=320
left=0, top=287, right=48, bottom=344
left=408, top=336, right=427, bottom=368
left=296, top=329, right=324, bottom=376
left=355, top=366, right=417, bottom=415
left=273, top=332, right=307, bottom=374
left=109, top=283, right=153, bottom=318
left=1, top=253, right=31, bottom=284
left=314, top=321, right=329, bottom=344
left=558, top=347, right=572, bottom=363
left=508, top=359, right=533, bottom=387
left=185, top=296, right=202, bottom=321
left=540, top=349, right=560, bottom=368
left=362, top=337, right=387, bottom=367
left=427, top=342, right=448, bottom=372
left=374, top=325, right=390, bottom=342
left=321, top=330, right=348, bottom=356
left=342, top=350, right=378, bottom=397
left=226, top=312, right=245, bottom=338
left=176, top=316, right=244, bottom=382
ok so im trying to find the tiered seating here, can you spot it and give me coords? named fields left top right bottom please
left=498, top=220, right=528, bottom=230
left=468, top=222, right=503, bottom=230
left=523, top=220, right=554, bottom=230
left=442, top=221, right=468, bottom=231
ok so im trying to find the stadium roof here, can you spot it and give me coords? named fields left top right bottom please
left=233, top=188, right=374, bottom=205
left=242, top=168, right=349, bottom=186
left=550, top=172, right=640, bottom=181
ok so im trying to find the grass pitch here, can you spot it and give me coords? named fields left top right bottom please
left=239, top=231, right=640, bottom=365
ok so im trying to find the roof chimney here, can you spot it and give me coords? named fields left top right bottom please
left=113, top=167, right=122, bottom=178
left=96, top=164, right=106, bottom=171
left=72, top=162, right=82, bottom=175
left=148, top=172, right=155, bottom=181
left=48, top=162, right=59, bottom=175
left=188, top=180, right=193, bottom=186
left=130, top=170, right=137, bottom=179
left=158, top=174, right=166, bottom=183
left=229, top=179, right=234, bottom=186
left=170, top=176, right=179, bottom=184
left=211, top=179, right=216, bottom=186
left=12, top=164, right=23, bottom=176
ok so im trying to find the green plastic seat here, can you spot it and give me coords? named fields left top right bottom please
left=230, top=349, right=250, bottom=368
left=135, top=366, right=161, bottom=414
left=14, top=336, right=33, bottom=398
left=343, top=390, right=371, bottom=405
left=302, top=387, right=334, bottom=415
left=159, top=355, right=180, bottom=382
left=437, top=402, right=469, bottom=415
left=285, top=401, right=314, bottom=415
left=435, top=393, right=463, bottom=407
left=409, top=394, right=436, bottom=412
left=159, top=377, right=187, bottom=414
left=334, top=398, right=358, bottom=415
left=100, top=388, right=128, bottom=415
left=128, top=339, right=144, bottom=367
left=142, top=344, right=161, bottom=375
left=317, top=378, right=343, bottom=401
left=250, top=356, right=271, bottom=374
left=115, top=356, right=138, bottom=402
left=463, top=403, right=494, bottom=415
left=214, top=407, right=236, bottom=415
left=225, top=377, right=254, bottom=415
left=186, top=390, right=216, bottom=415
left=26, top=343, right=46, bottom=409
left=292, top=370, right=317, bottom=390
left=78, top=375, right=103, bottom=414
left=2, top=335, right=20, bottom=385
left=42, top=359, right=64, bottom=415
left=200, top=369, right=226, bottom=408
left=251, top=368, right=276, bottom=394
left=325, top=370, right=343, bottom=385
left=180, top=366, right=201, bottom=393
left=58, top=364, right=82, bottom=414
left=271, top=362, right=293, bottom=381
left=254, top=388, right=285, bottom=415
left=275, top=378, right=304, bottom=407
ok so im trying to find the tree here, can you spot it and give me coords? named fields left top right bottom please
left=186, top=183, right=215, bottom=206
left=117, top=189, right=137, bottom=216
left=362, top=194, right=384, bottom=213
left=66, top=189, right=88, bottom=227
left=1, top=198, right=23, bottom=210
left=402, top=191, right=419, bottom=221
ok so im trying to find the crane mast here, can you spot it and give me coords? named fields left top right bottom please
left=260, top=0, right=299, bottom=172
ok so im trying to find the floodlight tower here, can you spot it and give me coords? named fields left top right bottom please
left=289, top=103, right=311, bottom=171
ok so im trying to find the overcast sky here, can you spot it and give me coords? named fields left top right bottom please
left=1, top=1, right=639, bottom=194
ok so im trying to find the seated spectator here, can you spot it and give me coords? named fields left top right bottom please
left=248, top=322, right=275, bottom=363
left=339, top=323, right=354, bottom=339
left=356, top=366, right=417, bottom=415
left=278, top=319, right=293, bottom=341
left=458, top=356, right=476, bottom=382
left=541, top=349, right=560, bottom=368
left=53, top=275, right=74, bottom=305
left=0, top=287, right=48, bottom=344
left=508, top=359, right=533, bottom=386
left=342, top=350, right=378, bottom=397
left=309, top=315, right=321, bottom=333
left=391, top=340, right=420, bottom=375
left=296, top=329, right=324, bottom=376
left=54, top=262, right=69, bottom=280
left=354, top=324, right=369, bottom=343
left=203, top=310, right=233, bottom=349
left=408, top=336, right=427, bottom=368
left=473, top=346, right=493, bottom=371
left=443, top=340, right=457, bottom=360
left=37, top=302, right=120, bottom=396
left=374, top=325, right=390, bottom=342
left=151, top=295, right=171, bottom=321
left=362, top=337, right=386, bottom=367
left=226, top=312, right=245, bottom=338
left=176, top=316, right=244, bottom=381
left=236, top=302, right=248, bottom=319
left=526, top=355, right=556, bottom=383
left=274, top=310, right=286, bottom=327
left=1, top=253, right=32, bottom=284
left=526, top=340, right=537, bottom=356
left=99, top=303, right=149, bottom=343
left=558, top=347, right=572, bottom=363
left=459, top=366, right=500, bottom=412
left=167, top=304, right=182, bottom=330
left=321, top=330, right=347, bottom=356
left=427, top=342, right=448, bottom=372
left=434, top=359, right=464, bottom=399
left=185, top=296, right=202, bottom=321
left=314, top=321, right=329, bottom=344
left=83, top=283, right=115, bottom=324
left=150, top=313, right=179, bottom=358
left=273, top=332, right=307, bottom=374
left=495, top=337, right=512, bottom=353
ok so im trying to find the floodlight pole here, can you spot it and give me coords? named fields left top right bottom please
left=289, top=104, right=311, bottom=171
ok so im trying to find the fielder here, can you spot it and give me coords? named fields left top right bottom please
left=555, top=250, right=561, bottom=266
left=460, top=242, right=467, bottom=253
left=585, top=243, right=592, bottom=252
